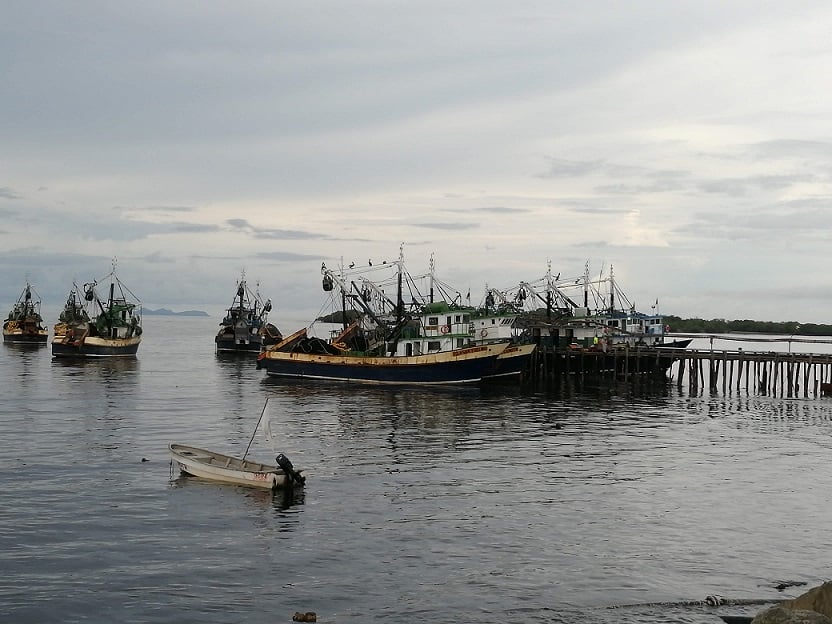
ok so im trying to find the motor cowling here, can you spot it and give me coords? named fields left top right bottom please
left=276, top=453, right=306, bottom=485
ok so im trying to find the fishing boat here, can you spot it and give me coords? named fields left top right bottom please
left=498, top=262, right=674, bottom=350
left=215, top=274, right=282, bottom=354
left=468, top=287, right=537, bottom=379
left=169, top=443, right=304, bottom=490
left=52, top=266, right=142, bottom=358
left=3, top=282, right=48, bottom=344
left=256, top=248, right=509, bottom=385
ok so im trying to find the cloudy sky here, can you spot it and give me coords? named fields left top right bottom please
left=4, top=1, right=832, bottom=325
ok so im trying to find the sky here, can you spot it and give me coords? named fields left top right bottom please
left=4, top=1, right=832, bottom=327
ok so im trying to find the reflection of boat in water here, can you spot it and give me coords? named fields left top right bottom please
left=257, top=247, right=510, bottom=385
left=3, top=282, right=48, bottom=344
left=52, top=266, right=142, bottom=358
left=215, top=274, right=282, bottom=354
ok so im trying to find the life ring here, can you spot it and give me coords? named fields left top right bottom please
left=480, top=328, right=488, bottom=338
left=440, top=325, right=450, bottom=334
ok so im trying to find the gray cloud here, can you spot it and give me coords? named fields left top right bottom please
left=116, top=205, right=198, bottom=214
left=141, top=251, right=175, bottom=263
left=226, top=219, right=329, bottom=240
left=472, top=206, right=530, bottom=214
left=256, top=251, right=325, bottom=262
left=536, top=158, right=606, bottom=179
left=745, top=139, right=832, bottom=161
left=698, top=174, right=817, bottom=197
left=0, top=187, right=21, bottom=200
left=413, top=223, right=478, bottom=231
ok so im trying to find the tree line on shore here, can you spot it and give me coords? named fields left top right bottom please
left=663, top=315, right=830, bottom=336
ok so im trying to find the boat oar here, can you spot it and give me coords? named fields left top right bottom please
left=276, top=453, right=305, bottom=486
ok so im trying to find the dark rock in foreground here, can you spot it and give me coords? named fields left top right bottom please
left=752, top=582, right=832, bottom=623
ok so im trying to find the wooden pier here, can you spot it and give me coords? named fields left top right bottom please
left=525, top=337, right=832, bottom=398
left=665, top=347, right=832, bottom=398
left=526, top=343, right=673, bottom=385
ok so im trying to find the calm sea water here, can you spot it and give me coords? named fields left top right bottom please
left=2, top=316, right=831, bottom=624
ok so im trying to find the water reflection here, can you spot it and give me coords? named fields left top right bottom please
left=169, top=474, right=305, bottom=515
left=51, top=356, right=139, bottom=375
left=2, top=341, right=48, bottom=382
left=3, top=341, right=48, bottom=352
left=214, top=352, right=258, bottom=378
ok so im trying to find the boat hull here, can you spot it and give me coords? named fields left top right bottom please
left=3, top=330, right=48, bottom=344
left=257, top=343, right=508, bottom=385
left=169, top=443, right=300, bottom=490
left=52, top=335, right=141, bottom=358
left=657, top=338, right=693, bottom=349
left=485, top=343, right=537, bottom=380
left=215, top=334, right=266, bottom=354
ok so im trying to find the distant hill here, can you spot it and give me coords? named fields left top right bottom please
left=663, top=315, right=829, bottom=335
left=143, top=308, right=209, bottom=317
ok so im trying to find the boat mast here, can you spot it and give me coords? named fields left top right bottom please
left=237, top=271, right=246, bottom=312
left=340, top=258, right=347, bottom=330
left=429, top=253, right=435, bottom=304
left=388, top=244, right=406, bottom=356
left=609, top=264, right=615, bottom=314
left=546, top=261, right=553, bottom=321
left=108, top=258, right=117, bottom=315
left=396, top=244, right=404, bottom=325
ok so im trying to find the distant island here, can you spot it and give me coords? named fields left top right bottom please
left=143, top=308, right=209, bottom=317
left=664, top=316, right=829, bottom=335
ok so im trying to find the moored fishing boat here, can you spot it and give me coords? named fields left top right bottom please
left=52, top=266, right=142, bottom=358
left=256, top=248, right=508, bottom=385
left=469, top=287, right=536, bottom=380
left=215, top=274, right=281, bottom=354
left=3, top=282, right=48, bottom=344
left=500, top=262, right=672, bottom=350
left=487, top=343, right=537, bottom=379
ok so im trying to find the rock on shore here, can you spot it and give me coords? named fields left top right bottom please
left=753, top=582, right=832, bottom=623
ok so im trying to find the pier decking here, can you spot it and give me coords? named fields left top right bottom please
left=524, top=334, right=832, bottom=398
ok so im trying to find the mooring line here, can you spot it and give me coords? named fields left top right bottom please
left=604, top=595, right=773, bottom=610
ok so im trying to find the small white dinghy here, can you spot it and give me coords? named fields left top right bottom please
left=170, top=443, right=305, bottom=490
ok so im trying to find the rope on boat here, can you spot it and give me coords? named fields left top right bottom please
left=243, top=399, right=269, bottom=461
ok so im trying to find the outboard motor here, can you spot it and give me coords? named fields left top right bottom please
left=276, top=453, right=306, bottom=486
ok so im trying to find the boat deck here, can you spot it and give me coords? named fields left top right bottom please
left=175, top=446, right=276, bottom=473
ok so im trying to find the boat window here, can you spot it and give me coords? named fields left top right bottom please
left=454, top=315, right=462, bottom=323
left=428, top=316, right=439, bottom=326
left=427, top=341, right=441, bottom=351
